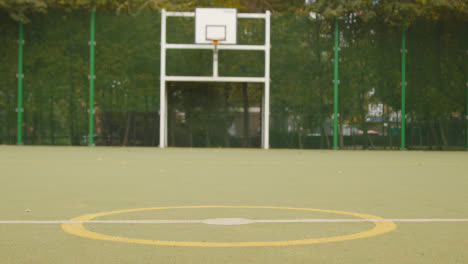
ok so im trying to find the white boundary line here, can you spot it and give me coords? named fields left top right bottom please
left=1, top=219, right=468, bottom=224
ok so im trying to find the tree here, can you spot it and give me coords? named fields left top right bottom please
left=306, top=0, right=468, bottom=25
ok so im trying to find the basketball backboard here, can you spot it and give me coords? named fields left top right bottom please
left=195, top=8, right=237, bottom=44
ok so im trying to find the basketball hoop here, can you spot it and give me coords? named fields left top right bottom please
left=209, top=39, right=220, bottom=46
left=208, top=38, right=222, bottom=54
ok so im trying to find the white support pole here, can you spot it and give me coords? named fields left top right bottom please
left=213, top=47, right=218, bottom=77
left=164, top=89, right=168, bottom=146
left=263, top=10, right=271, bottom=150
left=261, top=88, right=265, bottom=148
left=159, top=9, right=167, bottom=148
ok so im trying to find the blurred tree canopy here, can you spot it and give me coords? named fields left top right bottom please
left=2, top=0, right=468, bottom=23
left=306, top=0, right=468, bottom=25
left=1, top=0, right=305, bottom=22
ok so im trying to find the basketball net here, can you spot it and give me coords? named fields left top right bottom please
left=208, top=38, right=221, bottom=54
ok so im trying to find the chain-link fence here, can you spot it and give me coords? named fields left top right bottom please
left=0, top=12, right=18, bottom=145
left=1, top=10, right=467, bottom=149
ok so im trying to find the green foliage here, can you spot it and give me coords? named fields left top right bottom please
left=3, top=0, right=468, bottom=25
left=306, top=0, right=468, bottom=26
left=0, top=0, right=47, bottom=22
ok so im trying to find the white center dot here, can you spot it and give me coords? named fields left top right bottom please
left=202, top=218, right=254, bottom=225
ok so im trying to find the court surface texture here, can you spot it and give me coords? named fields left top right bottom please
left=1, top=146, right=467, bottom=263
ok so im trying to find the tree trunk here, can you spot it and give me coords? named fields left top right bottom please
left=339, top=114, right=344, bottom=149
left=439, top=121, right=448, bottom=149
left=68, top=62, right=76, bottom=145
left=189, top=118, right=193, bottom=147
left=223, top=85, right=231, bottom=147
left=298, top=116, right=304, bottom=149
left=388, top=124, right=393, bottom=149
left=338, top=79, right=345, bottom=149
left=35, top=87, right=42, bottom=145
left=352, top=121, right=356, bottom=148
left=187, top=89, right=193, bottom=147
left=36, top=110, right=42, bottom=144
left=170, top=107, right=176, bottom=146
left=419, top=123, right=423, bottom=148
left=50, top=96, right=55, bottom=145
left=205, top=126, right=210, bottom=147
left=242, top=83, right=250, bottom=147
left=359, top=98, right=368, bottom=149
left=152, top=96, right=158, bottom=147
left=436, top=22, right=448, bottom=150
left=359, top=71, right=368, bottom=149
left=106, top=113, right=112, bottom=145
left=321, top=124, right=330, bottom=149
left=68, top=90, right=75, bottom=145
left=314, top=19, right=328, bottom=149
left=367, top=134, right=375, bottom=149
left=122, top=112, right=133, bottom=146
left=430, top=120, right=441, bottom=150
left=152, top=111, right=158, bottom=147
left=144, top=96, right=149, bottom=146
left=5, top=96, right=10, bottom=144
left=386, top=106, right=392, bottom=149
left=132, top=112, right=137, bottom=145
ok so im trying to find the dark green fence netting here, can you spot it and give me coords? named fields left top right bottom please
left=0, top=13, right=17, bottom=144
left=2, top=11, right=467, bottom=149
left=339, top=16, right=401, bottom=150
left=167, top=83, right=263, bottom=148
left=22, top=10, right=89, bottom=145
left=94, top=10, right=160, bottom=146
left=406, top=18, right=466, bottom=150
left=270, top=15, right=334, bottom=149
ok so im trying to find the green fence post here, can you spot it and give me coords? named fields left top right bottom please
left=16, top=21, right=24, bottom=145
left=88, top=9, right=96, bottom=146
left=401, top=25, right=406, bottom=150
left=333, top=17, right=339, bottom=150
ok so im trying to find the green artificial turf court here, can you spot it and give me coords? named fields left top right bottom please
left=1, top=145, right=468, bottom=263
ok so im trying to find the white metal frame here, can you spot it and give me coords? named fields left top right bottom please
left=160, top=9, right=271, bottom=149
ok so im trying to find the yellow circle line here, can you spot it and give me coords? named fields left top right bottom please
left=61, top=206, right=396, bottom=247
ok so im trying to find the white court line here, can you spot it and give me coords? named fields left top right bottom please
left=1, top=219, right=468, bottom=224
left=0, top=220, right=203, bottom=224
left=254, top=219, right=468, bottom=223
